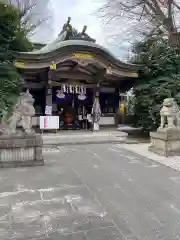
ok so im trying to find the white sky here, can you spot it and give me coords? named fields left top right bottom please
left=32, top=0, right=132, bottom=59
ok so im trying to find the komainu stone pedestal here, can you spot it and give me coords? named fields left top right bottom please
left=149, top=129, right=180, bottom=157
left=0, top=134, right=44, bottom=168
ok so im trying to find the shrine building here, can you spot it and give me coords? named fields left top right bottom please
left=15, top=17, right=140, bottom=130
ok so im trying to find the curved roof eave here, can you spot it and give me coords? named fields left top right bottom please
left=16, top=40, right=140, bottom=71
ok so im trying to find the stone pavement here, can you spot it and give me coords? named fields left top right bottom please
left=118, top=143, right=180, bottom=171
left=1, top=144, right=180, bottom=239
left=42, top=130, right=128, bottom=146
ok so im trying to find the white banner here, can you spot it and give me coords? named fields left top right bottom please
left=40, top=116, right=59, bottom=130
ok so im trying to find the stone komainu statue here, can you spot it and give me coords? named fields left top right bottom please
left=0, top=90, right=35, bottom=135
left=159, top=98, right=180, bottom=129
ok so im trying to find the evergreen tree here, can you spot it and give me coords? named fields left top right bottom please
left=132, top=37, right=180, bottom=131
left=0, top=3, right=31, bottom=119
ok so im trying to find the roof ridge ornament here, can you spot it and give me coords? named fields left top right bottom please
left=64, top=16, right=71, bottom=31
left=57, top=16, right=73, bottom=41
left=58, top=17, right=96, bottom=42
left=82, top=25, right=87, bottom=35
left=70, top=24, right=96, bottom=42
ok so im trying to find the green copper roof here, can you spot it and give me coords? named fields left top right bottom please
left=18, top=39, right=139, bottom=71
left=31, top=32, right=67, bottom=54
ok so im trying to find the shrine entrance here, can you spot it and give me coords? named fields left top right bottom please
left=15, top=17, right=139, bottom=132
left=53, top=85, right=93, bottom=130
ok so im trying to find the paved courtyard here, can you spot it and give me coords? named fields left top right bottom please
left=1, top=144, right=180, bottom=240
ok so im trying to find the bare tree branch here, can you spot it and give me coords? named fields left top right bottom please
left=173, top=0, right=180, bottom=10
left=6, top=0, right=52, bottom=37
left=97, top=0, right=180, bottom=46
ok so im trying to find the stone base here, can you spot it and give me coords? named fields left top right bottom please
left=149, top=128, right=180, bottom=157
left=0, top=134, right=44, bottom=168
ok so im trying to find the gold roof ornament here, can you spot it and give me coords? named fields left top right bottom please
left=50, top=62, right=56, bottom=70
left=72, top=52, right=94, bottom=60
left=15, top=61, right=25, bottom=68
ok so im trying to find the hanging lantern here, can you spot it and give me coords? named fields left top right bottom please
left=78, top=94, right=86, bottom=100
left=56, top=90, right=65, bottom=99
left=78, top=85, right=86, bottom=100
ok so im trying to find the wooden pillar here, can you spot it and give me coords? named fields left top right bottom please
left=114, top=88, right=120, bottom=126
left=93, top=83, right=100, bottom=99
left=45, top=69, right=53, bottom=115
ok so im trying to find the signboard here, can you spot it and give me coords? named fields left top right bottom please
left=40, top=116, right=59, bottom=130
left=45, top=105, right=52, bottom=115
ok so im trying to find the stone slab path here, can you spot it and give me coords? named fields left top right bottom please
left=118, top=143, right=180, bottom=171
left=42, top=131, right=128, bottom=146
